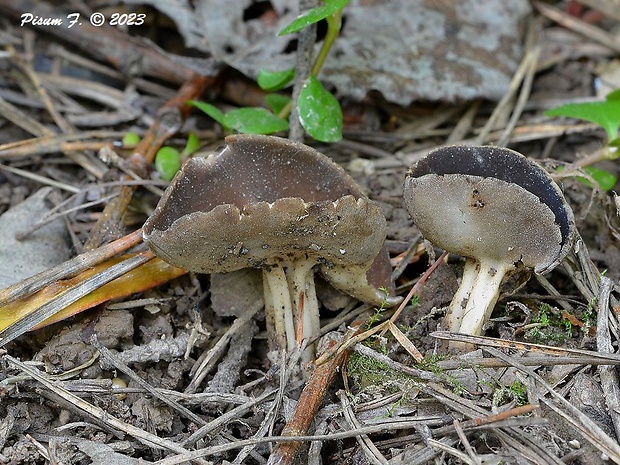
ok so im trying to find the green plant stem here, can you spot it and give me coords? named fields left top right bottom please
left=278, top=99, right=294, bottom=120
left=281, top=5, right=343, bottom=122
left=311, top=9, right=342, bottom=77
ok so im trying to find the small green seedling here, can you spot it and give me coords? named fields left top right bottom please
left=122, top=131, right=141, bottom=147
left=155, top=147, right=182, bottom=182
left=366, top=286, right=392, bottom=328
left=155, top=132, right=201, bottom=181
left=278, top=0, right=349, bottom=35
left=555, top=165, right=617, bottom=192
left=257, top=68, right=296, bottom=92
left=546, top=89, right=620, bottom=191
left=191, top=0, right=348, bottom=142
left=121, top=131, right=199, bottom=181
left=188, top=101, right=289, bottom=135
left=265, top=93, right=291, bottom=115
left=297, top=75, right=342, bottom=142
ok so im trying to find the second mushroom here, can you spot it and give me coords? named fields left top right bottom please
left=143, top=134, right=399, bottom=355
left=403, top=145, right=576, bottom=338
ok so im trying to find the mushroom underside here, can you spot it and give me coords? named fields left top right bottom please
left=145, top=196, right=385, bottom=274
left=404, top=173, right=565, bottom=337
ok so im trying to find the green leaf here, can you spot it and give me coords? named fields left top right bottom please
left=258, top=68, right=295, bottom=91
left=155, top=147, right=182, bottom=182
left=608, top=138, right=620, bottom=150
left=582, top=166, right=617, bottom=191
left=188, top=101, right=227, bottom=127
left=545, top=99, right=620, bottom=141
left=183, top=132, right=201, bottom=156
left=223, top=107, right=289, bottom=134
left=265, top=94, right=291, bottom=115
left=122, top=132, right=141, bottom=147
left=278, top=0, right=350, bottom=35
left=606, top=89, right=620, bottom=101
left=298, top=76, right=342, bottom=142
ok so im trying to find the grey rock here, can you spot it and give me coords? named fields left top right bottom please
left=0, top=188, right=71, bottom=290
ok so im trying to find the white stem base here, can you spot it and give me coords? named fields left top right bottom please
left=289, top=260, right=319, bottom=361
left=263, top=261, right=321, bottom=357
left=445, top=258, right=479, bottom=332
left=263, top=267, right=296, bottom=351
left=458, top=260, right=511, bottom=336
left=446, top=259, right=513, bottom=351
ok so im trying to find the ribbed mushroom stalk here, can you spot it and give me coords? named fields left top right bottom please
left=144, top=134, right=399, bottom=355
left=404, top=145, right=575, bottom=338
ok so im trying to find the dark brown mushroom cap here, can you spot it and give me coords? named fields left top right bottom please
left=143, top=134, right=387, bottom=275
left=404, top=145, right=575, bottom=274
left=146, top=134, right=366, bottom=233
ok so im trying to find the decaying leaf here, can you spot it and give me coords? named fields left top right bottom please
left=121, top=0, right=531, bottom=104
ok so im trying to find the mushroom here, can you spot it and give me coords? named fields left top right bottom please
left=143, top=134, right=399, bottom=355
left=403, top=145, right=575, bottom=337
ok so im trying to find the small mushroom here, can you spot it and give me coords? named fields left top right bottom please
left=144, top=134, right=399, bottom=354
left=403, top=145, right=575, bottom=338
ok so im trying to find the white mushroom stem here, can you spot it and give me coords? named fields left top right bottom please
left=287, top=260, right=320, bottom=361
left=445, top=258, right=480, bottom=332
left=288, top=260, right=320, bottom=345
left=451, top=259, right=514, bottom=336
left=263, top=267, right=296, bottom=351
left=263, top=261, right=322, bottom=356
left=321, top=264, right=402, bottom=307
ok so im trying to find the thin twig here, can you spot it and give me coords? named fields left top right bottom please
left=288, top=0, right=319, bottom=141
left=382, top=251, right=448, bottom=335
left=596, top=277, right=620, bottom=439
left=185, top=299, right=263, bottom=393
left=3, top=355, right=208, bottom=461
left=268, top=333, right=349, bottom=465
left=430, top=331, right=620, bottom=362
left=90, top=334, right=206, bottom=427
left=485, top=347, right=620, bottom=462
left=339, top=391, right=388, bottom=465
left=0, top=228, right=144, bottom=307
left=473, top=23, right=538, bottom=145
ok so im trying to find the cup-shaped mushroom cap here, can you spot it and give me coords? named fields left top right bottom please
left=144, top=194, right=386, bottom=273
left=404, top=145, right=575, bottom=274
left=146, top=134, right=367, bottom=234
left=143, top=135, right=392, bottom=302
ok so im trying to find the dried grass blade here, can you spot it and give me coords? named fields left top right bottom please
left=596, top=277, right=620, bottom=439
left=485, top=346, right=620, bottom=462
left=430, top=331, right=620, bottom=363
left=387, top=321, right=423, bottom=362
left=0, top=251, right=152, bottom=347
left=3, top=355, right=200, bottom=457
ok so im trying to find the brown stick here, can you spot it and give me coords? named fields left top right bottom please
left=268, top=333, right=348, bottom=465
left=0, top=0, right=219, bottom=84
left=84, top=74, right=214, bottom=249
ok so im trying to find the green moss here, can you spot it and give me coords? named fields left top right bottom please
left=418, top=353, right=468, bottom=396
left=492, top=380, right=528, bottom=407
left=347, top=351, right=414, bottom=392
left=523, top=303, right=573, bottom=344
